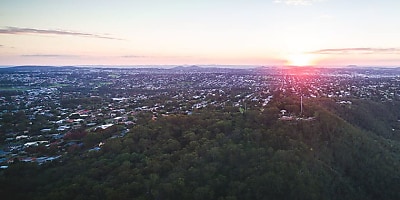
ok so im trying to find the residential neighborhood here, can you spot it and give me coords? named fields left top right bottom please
left=1, top=66, right=400, bottom=168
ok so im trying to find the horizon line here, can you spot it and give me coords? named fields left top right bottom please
left=0, top=64, right=399, bottom=69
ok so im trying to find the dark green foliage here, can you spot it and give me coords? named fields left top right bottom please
left=317, top=98, right=400, bottom=141
left=1, top=98, right=400, bottom=200
left=60, top=96, right=103, bottom=109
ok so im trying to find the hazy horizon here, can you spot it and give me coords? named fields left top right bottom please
left=1, top=64, right=399, bottom=70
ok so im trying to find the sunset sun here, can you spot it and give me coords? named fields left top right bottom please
left=286, top=54, right=314, bottom=66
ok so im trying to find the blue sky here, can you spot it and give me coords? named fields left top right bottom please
left=1, top=0, right=399, bottom=66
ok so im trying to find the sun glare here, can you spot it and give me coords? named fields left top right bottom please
left=286, top=54, right=314, bottom=66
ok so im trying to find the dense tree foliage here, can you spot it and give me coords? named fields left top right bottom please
left=1, top=97, right=400, bottom=200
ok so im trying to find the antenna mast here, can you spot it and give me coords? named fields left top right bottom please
left=300, top=95, right=303, bottom=115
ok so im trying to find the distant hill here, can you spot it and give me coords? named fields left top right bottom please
left=0, top=66, right=78, bottom=72
left=171, top=65, right=202, bottom=71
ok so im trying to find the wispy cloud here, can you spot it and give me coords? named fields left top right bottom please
left=311, top=48, right=400, bottom=55
left=21, top=54, right=80, bottom=58
left=0, top=44, right=15, bottom=49
left=0, top=27, right=123, bottom=40
left=274, top=0, right=323, bottom=6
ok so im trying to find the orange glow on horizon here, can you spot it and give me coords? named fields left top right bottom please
left=285, top=54, right=316, bottom=67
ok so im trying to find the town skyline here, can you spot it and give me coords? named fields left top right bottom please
left=1, top=0, right=399, bottom=67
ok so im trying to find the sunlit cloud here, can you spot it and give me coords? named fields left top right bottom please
left=0, top=27, right=123, bottom=40
left=311, top=48, right=400, bottom=55
left=273, top=0, right=323, bottom=6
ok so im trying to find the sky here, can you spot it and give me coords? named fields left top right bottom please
left=0, top=0, right=399, bottom=67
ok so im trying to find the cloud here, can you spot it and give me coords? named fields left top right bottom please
left=21, top=54, right=80, bottom=58
left=0, top=27, right=122, bottom=40
left=273, top=0, right=323, bottom=6
left=311, top=48, right=400, bottom=55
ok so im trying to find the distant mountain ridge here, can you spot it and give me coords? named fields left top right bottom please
left=171, top=65, right=202, bottom=71
left=0, top=65, right=78, bottom=72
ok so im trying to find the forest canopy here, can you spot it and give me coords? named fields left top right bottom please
left=1, top=96, right=400, bottom=200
